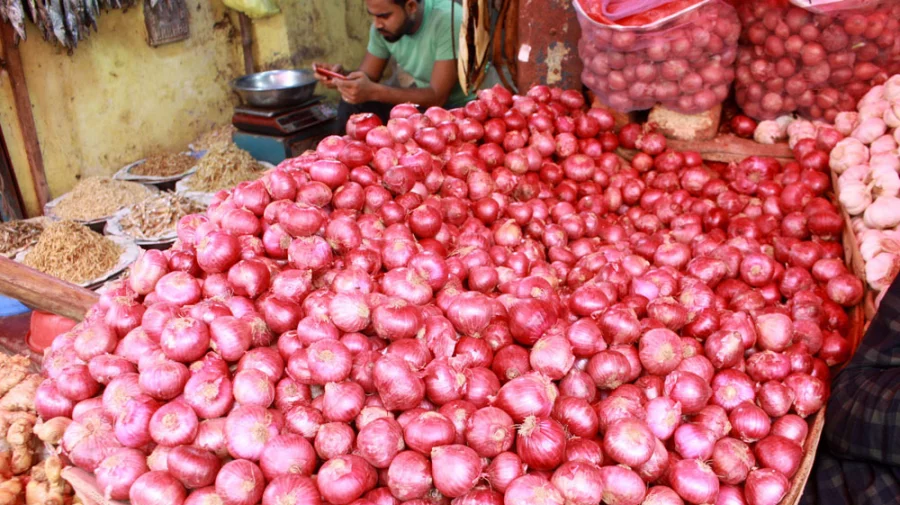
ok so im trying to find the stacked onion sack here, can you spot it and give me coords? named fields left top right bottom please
left=734, top=0, right=900, bottom=121
left=37, top=84, right=863, bottom=505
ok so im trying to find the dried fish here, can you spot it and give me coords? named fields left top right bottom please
left=5, top=0, right=26, bottom=40
left=48, top=0, right=67, bottom=46
left=62, top=0, right=78, bottom=46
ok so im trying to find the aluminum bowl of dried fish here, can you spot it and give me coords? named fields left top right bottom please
left=231, top=70, right=317, bottom=107
left=105, top=192, right=207, bottom=247
left=44, top=177, right=156, bottom=233
left=113, top=151, right=202, bottom=189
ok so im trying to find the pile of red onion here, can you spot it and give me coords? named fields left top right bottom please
left=38, top=83, right=862, bottom=505
left=734, top=1, right=900, bottom=121
left=576, top=0, right=740, bottom=114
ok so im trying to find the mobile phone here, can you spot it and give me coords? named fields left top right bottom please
left=313, top=64, right=347, bottom=81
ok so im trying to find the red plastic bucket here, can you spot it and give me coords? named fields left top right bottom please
left=26, top=310, right=77, bottom=353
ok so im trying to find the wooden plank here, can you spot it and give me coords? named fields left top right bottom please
left=0, top=24, right=50, bottom=211
left=239, top=13, right=254, bottom=75
left=0, top=256, right=99, bottom=321
left=618, top=134, right=795, bottom=165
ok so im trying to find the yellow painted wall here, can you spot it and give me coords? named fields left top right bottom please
left=0, top=0, right=373, bottom=217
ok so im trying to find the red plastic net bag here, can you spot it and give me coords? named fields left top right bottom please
left=575, top=0, right=741, bottom=114
left=735, top=0, right=900, bottom=121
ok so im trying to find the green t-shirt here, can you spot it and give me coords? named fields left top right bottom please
left=367, top=0, right=474, bottom=109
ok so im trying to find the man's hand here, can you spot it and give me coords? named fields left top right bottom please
left=336, top=72, right=378, bottom=105
left=312, top=62, right=344, bottom=90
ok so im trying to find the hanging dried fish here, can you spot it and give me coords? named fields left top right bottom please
left=48, top=0, right=68, bottom=46
left=62, top=0, right=79, bottom=46
left=4, top=0, right=26, bottom=40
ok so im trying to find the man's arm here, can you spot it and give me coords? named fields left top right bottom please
left=823, top=277, right=900, bottom=466
left=358, top=52, right=388, bottom=83
left=336, top=59, right=457, bottom=108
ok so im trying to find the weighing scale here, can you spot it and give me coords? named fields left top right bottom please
left=231, top=97, right=338, bottom=165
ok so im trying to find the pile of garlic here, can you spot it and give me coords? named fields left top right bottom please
left=830, top=75, right=900, bottom=308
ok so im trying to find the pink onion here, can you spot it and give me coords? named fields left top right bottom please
left=215, top=459, right=265, bottom=505
left=430, top=444, right=482, bottom=498
left=130, top=471, right=186, bottom=505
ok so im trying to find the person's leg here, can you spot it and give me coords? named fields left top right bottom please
left=336, top=101, right=394, bottom=135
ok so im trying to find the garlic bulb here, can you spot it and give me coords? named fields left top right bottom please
left=863, top=196, right=900, bottom=229
left=867, top=166, right=900, bottom=199
left=865, top=252, right=900, bottom=291
left=834, top=112, right=860, bottom=136
left=830, top=138, right=870, bottom=174
left=839, top=180, right=873, bottom=215
left=753, top=121, right=786, bottom=144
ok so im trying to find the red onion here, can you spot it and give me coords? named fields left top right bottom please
left=756, top=434, right=803, bottom=477
left=665, top=371, right=712, bottom=414
left=35, top=380, right=75, bottom=419
left=598, top=465, right=646, bottom=505
left=674, top=422, right=717, bottom=460
left=284, top=404, right=324, bottom=439
left=225, top=405, right=280, bottom=460
left=644, top=396, right=682, bottom=440
left=603, top=418, right=655, bottom=467
left=551, top=461, right=603, bottom=505
left=639, top=328, right=684, bottom=375
left=587, top=350, right=631, bottom=390
left=516, top=416, right=567, bottom=471
left=160, top=317, right=210, bottom=363
left=404, top=411, right=457, bottom=455
left=486, top=452, right=524, bottom=492
left=710, top=369, right=757, bottom=412
left=430, top=444, right=482, bottom=498
left=315, top=422, right=356, bottom=460
left=259, top=433, right=316, bottom=480
left=504, top=475, right=564, bottom=505
left=529, top=333, right=575, bottom=380
left=115, top=394, right=160, bottom=448
left=150, top=399, right=198, bottom=447
left=74, top=323, right=118, bottom=361
left=669, top=459, right=719, bottom=505
left=130, top=471, right=186, bottom=505
left=216, top=459, right=265, bottom=505
left=713, top=437, right=755, bottom=485
left=262, top=475, right=320, bottom=505
left=167, top=446, right=221, bottom=489
left=464, top=407, right=514, bottom=457
left=492, top=373, right=558, bottom=422
left=783, top=372, right=827, bottom=417
left=386, top=451, right=433, bottom=501
left=771, top=414, right=809, bottom=447
left=56, top=364, right=100, bottom=401
left=194, top=418, right=228, bottom=459
left=729, top=402, right=771, bottom=443
left=140, top=359, right=189, bottom=401
left=96, top=448, right=150, bottom=500
left=357, top=417, right=405, bottom=468
left=744, top=468, right=789, bottom=505
left=209, top=316, right=251, bottom=362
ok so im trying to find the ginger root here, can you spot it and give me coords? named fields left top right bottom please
left=0, top=376, right=40, bottom=413
left=0, top=355, right=32, bottom=398
left=33, top=418, right=71, bottom=446
left=0, top=478, right=22, bottom=505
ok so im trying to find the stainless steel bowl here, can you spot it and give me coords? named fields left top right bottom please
left=231, top=70, right=318, bottom=108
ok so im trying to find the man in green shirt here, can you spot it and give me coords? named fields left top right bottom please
left=313, top=0, right=475, bottom=132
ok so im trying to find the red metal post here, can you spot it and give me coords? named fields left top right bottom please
left=516, top=0, right=584, bottom=91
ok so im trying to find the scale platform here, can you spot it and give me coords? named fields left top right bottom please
left=232, top=98, right=336, bottom=136
left=232, top=97, right=338, bottom=165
